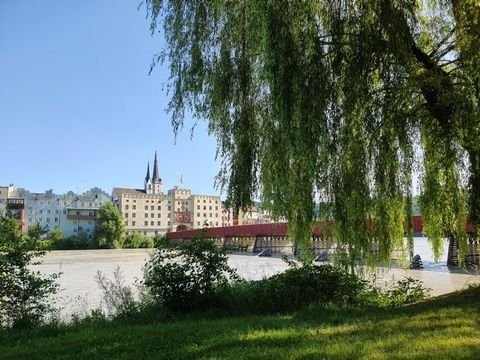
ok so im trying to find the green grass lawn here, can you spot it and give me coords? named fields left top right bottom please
left=1, top=286, right=479, bottom=360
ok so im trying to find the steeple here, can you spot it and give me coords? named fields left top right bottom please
left=152, top=151, right=161, bottom=182
left=145, top=162, right=151, bottom=182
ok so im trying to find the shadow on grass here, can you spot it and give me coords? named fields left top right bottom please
left=1, top=286, right=479, bottom=359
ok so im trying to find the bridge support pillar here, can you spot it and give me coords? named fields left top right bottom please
left=447, top=235, right=459, bottom=267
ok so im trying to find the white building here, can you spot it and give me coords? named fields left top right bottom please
left=113, top=152, right=232, bottom=237
left=15, top=187, right=111, bottom=238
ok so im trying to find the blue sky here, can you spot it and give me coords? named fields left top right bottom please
left=0, top=0, right=221, bottom=196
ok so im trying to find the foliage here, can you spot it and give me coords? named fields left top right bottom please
left=123, top=233, right=155, bottom=249
left=215, top=264, right=368, bottom=314
left=144, top=0, right=480, bottom=264
left=94, top=202, right=125, bottom=249
left=1, top=285, right=479, bottom=359
left=0, top=217, right=60, bottom=329
left=143, top=237, right=238, bottom=312
left=45, top=228, right=64, bottom=249
left=53, top=232, right=93, bottom=250
left=95, top=267, right=138, bottom=318
left=383, top=277, right=431, bottom=307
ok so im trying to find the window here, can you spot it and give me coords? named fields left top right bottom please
left=125, top=221, right=128, bottom=226
left=215, top=222, right=218, bottom=226
left=215, top=206, right=218, bottom=210
left=125, top=213, right=129, bottom=218
left=168, top=221, right=171, bottom=226
left=157, top=213, right=161, bottom=218
left=145, top=205, right=148, bottom=210
left=133, top=205, right=136, bottom=210
left=209, top=206, right=212, bottom=210
left=151, top=221, right=154, bottom=226
left=143, top=231, right=147, bottom=235
left=197, top=205, right=200, bottom=210
left=203, top=206, right=206, bottom=210
left=158, top=206, right=161, bottom=210
left=197, top=213, right=200, bottom=217
left=144, top=221, right=148, bottom=226
left=203, top=199, right=206, bottom=203
left=55, top=217, right=58, bottom=222
left=56, top=209, right=59, bottom=214
left=125, top=205, right=129, bottom=210
left=46, top=217, right=50, bottom=223
left=145, top=213, right=148, bottom=218
left=74, top=228, right=77, bottom=233
left=155, top=231, right=158, bottom=235
left=39, top=209, right=43, bottom=214
left=209, top=213, right=212, bottom=217
left=151, top=206, right=154, bottom=210
left=47, top=209, right=51, bottom=214
left=157, top=221, right=161, bottom=226
left=168, top=206, right=171, bottom=210
left=151, top=213, right=154, bottom=218
left=197, top=222, right=200, bottom=226
left=132, top=221, right=136, bottom=226
left=63, top=210, right=67, bottom=215
left=168, top=213, right=171, bottom=218
left=215, top=213, right=218, bottom=218
left=203, top=213, right=207, bottom=217
left=133, top=200, right=136, bottom=203
left=132, top=213, right=136, bottom=218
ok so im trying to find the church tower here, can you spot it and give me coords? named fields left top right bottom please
left=152, top=151, right=163, bottom=194
left=144, top=162, right=153, bottom=194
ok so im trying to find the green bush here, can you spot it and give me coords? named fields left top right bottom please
left=143, top=237, right=238, bottom=312
left=53, top=232, right=93, bottom=250
left=123, top=233, right=155, bottom=249
left=0, top=218, right=60, bottom=329
left=213, top=264, right=368, bottom=314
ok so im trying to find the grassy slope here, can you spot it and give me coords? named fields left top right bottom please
left=1, top=287, right=479, bottom=360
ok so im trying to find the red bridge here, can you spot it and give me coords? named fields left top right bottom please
left=166, top=216, right=478, bottom=265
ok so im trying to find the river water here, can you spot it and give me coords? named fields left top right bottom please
left=34, top=238, right=479, bottom=318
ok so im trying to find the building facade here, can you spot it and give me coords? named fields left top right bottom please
left=1, top=185, right=27, bottom=232
left=113, top=152, right=232, bottom=236
left=13, top=187, right=111, bottom=238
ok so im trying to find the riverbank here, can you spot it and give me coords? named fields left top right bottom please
left=34, top=241, right=480, bottom=318
left=2, top=285, right=479, bottom=359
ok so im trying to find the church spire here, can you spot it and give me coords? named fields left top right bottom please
left=145, top=162, right=151, bottom=182
left=152, top=151, right=161, bottom=182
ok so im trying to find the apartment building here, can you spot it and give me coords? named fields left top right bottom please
left=113, top=152, right=232, bottom=236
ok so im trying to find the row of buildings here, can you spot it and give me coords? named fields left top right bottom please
left=1, top=152, right=273, bottom=238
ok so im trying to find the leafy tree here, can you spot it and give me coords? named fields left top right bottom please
left=0, top=216, right=60, bottom=329
left=94, top=202, right=125, bottom=249
left=144, top=0, right=479, bottom=265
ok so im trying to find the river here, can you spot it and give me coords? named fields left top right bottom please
left=33, top=237, right=479, bottom=318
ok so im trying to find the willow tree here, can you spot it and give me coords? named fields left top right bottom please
left=144, top=0, right=479, bottom=265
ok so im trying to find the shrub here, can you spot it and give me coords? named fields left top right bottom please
left=143, top=237, right=238, bottom=312
left=384, top=277, right=431, bottom=306
left=95, top=267, right=138, bottom=318
left=139, top=236, right=154, bottom=248
left=0, top=217, right=60, bottom=329
left=54, top=232, right=93, bottom=250
left=214, top=264, right=368, bottom=314
left=123, top=233, right=155, bottom=249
